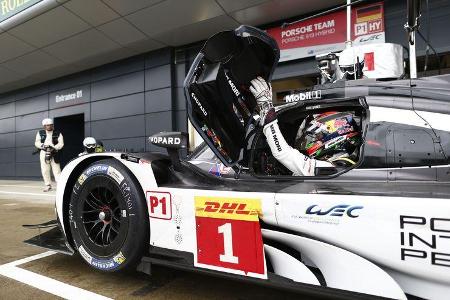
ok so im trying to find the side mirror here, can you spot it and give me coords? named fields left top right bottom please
left=149, top=132, right=188, bottom=171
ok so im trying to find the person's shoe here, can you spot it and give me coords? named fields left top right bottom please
left=43, top=185, right=52, bottom=192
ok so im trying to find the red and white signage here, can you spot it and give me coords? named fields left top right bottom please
left=267, top=2, right=385, bottom=62
left=194, top=196, right=266, bottom=278
left=147, top=191, right=172, bottom=220
left=344, top=43, right=404, bottom=79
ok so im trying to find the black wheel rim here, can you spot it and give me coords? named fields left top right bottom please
left=82, top=186, right=120, bottom=247
left=76, top=175, right=129, bottom=257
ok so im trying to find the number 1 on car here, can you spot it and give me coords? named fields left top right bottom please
left=218, top=223, right=239, bottom=264
left=195, top=196, right=266, bottom=276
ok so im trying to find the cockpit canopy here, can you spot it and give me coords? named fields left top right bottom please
left=184, top=25, right=280, bottom=166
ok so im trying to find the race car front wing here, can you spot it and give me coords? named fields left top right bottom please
left=23, top=220, right=74, bottom=256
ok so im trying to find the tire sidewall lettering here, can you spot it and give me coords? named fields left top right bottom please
left=70, top=162, right=143, bottom=271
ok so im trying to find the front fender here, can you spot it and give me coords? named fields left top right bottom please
left=56, top=152, right=159, bottom=238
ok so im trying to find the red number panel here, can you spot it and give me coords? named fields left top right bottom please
left=195, top=196, right=265, bottom=276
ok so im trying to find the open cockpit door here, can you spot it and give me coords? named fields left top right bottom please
left=184, top=25, right=280, bottom=167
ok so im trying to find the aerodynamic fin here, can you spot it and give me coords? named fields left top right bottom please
left=264, top=244, right=320, bottom=285
left=262, top=229, right=406, bottom=299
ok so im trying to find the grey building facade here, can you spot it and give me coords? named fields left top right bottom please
left=1, top=0, right=450, bottom=179
left=0, top=48, right=188, bottom=178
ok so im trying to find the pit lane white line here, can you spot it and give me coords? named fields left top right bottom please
left=0, top=185, right=47, bottom=188
left=1, top=251, right=56, bottom=267
left=0, top=191, right=55, bottom=197
left=0, top=251, right=112, bottom=300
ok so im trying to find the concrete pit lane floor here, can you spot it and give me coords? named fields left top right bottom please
left=0, top=180, right=308, bottom=300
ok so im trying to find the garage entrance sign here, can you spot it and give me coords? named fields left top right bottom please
left=0, top=0, right=42, bottom=23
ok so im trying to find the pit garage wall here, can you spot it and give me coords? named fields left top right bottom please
left=0, top=48, right=187, bottom=178
left=384, top=0, right=450, bottom=56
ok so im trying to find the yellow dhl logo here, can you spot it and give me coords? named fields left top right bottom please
left=195, top=196, right=262, bottom=221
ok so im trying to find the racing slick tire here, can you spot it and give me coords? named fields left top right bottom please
left=69, top=159, right=149, bottom=272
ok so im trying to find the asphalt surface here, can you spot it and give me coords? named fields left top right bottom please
left=0, top=180, right=304, bottom=300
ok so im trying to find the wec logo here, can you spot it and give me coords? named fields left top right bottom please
left=306, top=204, right=363, bottom=218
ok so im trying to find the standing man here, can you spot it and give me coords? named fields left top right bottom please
left=35, top=118, right=64, bottom=192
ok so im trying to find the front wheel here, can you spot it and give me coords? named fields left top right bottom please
left=69, top=159, right=149, bottom=272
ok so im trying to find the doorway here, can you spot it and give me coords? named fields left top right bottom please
left=54, top=114, right=84, bottom=168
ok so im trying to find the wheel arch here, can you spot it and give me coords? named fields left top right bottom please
left=59, top=154, right=152, bottom=250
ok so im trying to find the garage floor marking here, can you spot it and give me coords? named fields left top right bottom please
left=0, top=251, right=113, bottom=300
left=0, top=185, right=47, bottom=188
left=0, top=190, right=55, bottom=197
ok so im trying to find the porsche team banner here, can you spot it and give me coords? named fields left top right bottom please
left=267, top=2, right=385, bottom=62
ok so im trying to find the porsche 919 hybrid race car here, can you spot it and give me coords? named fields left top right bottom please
left=26, top=25, right=450, bottom=300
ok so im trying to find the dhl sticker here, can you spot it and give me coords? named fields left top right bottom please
left=195, top=196, right=262, bottom=221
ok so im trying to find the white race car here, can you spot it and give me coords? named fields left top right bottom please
left=26, top=26, right=450, bottom=300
